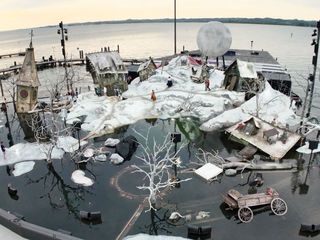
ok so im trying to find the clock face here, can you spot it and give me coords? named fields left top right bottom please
left=20, top=89, right=29, bottom=98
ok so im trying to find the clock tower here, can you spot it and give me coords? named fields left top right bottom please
left=16, top=36, right=41, bottom=139
left=16, top=41, right=40, bottom=113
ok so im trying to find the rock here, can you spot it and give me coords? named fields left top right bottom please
left=110, top=153, right=124, bottom=165
left=98, top=147, right=110, bottom=155
left=94, top=154, right=107, bottom=162
left=115, top=136, right=138, bottom=160
left=105, top=138, right=120, bottom=147
left=83, top=148, right=94, bottom=158
left=225, top=169, right=237, bottom=176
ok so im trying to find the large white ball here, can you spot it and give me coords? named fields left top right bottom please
left=197, top=21, right=232, bottom=58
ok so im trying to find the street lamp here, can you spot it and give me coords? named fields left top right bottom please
left=73, top=120, right=82, bottom=150
left=306, top=20, right=320, bottom=118
left=174, top=0, right=177, bottom=55
left=57, top=21, right=70, bottom=93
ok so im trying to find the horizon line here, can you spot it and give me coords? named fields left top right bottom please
left=0, top=17, right=317, bottom=33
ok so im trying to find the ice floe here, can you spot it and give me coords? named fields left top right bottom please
left=71, top=170, right=94, bottom=187
left=12, top=161, right=35, bottom=177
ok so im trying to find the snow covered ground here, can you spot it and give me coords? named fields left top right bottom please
left=201, top=82, right=299, bottom=131
left=0, top=136, right=83, bottom=170
left=66, top=56, right=298, bottom=138
left=0, top=225, right=26, bottom=240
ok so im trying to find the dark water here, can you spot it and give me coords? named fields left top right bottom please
left=0, top=109, right=319, bottom=239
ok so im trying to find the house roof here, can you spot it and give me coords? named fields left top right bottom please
left=237, top=59, right=258, bottom=79
left=137, top=58, right=156, bottom=72
left=244, top=117, right=261, bottom=129
left=86, top=51, right=127, bottom=74
left=16, top=47, right=40, bottom=87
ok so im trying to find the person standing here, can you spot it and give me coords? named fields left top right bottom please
left=151, top=90, right=157, bottom=101
left=205, top=79, right=211, bottom=91
left=1, top=141, right=6, bottom=159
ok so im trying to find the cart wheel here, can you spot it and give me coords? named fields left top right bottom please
left=271, top=198, right=287, bottom=216
left=238, top=207, right=253, bottom=223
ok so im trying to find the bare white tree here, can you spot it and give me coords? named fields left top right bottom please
left=28, top=110, right=72, bottom=163
left=131, top=128, right=191, bottom=212
left=27, top=66, right=83, bottom=163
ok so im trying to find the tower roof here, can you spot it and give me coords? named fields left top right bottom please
left=16, top=47, right=40, bottom=87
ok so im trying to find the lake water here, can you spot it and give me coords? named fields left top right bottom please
left=0, top=22, right=320, bottom=240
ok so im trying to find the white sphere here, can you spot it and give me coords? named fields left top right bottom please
left=197, top=21, right=232, bottom=58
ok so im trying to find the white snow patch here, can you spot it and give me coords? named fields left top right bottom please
left=56, top=136, right=87, bottom=153
left=296, top=142, right=320, bottom=154
left=71, top=170, right=94, bottom=187
left=0, top=143, right=64, bottom=166
left=0, top=224, right=27, bottom=240
left=201, top=82, right=299, bottom=131
left=12, top=161, right=35, bottom=177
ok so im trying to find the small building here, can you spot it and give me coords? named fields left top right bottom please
left=190, top=64, right=209, bottom=83
left=223, top=59, right=260, bottom=92
left=236, top=117, right=261, bottom=136
left=86, top=51, right=128, bottom=96
left=137, top=57, right=157, bottom=81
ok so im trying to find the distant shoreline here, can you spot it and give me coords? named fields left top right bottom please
left=57, top=17, right=316, bottom=28
left=1, top=17, right=316, bottom=32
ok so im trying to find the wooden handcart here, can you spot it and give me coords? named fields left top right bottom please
left=223, top=187, right=287, bottom=223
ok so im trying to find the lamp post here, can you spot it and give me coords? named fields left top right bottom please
left=306, top=20, right=320, bottom=118
left=174, top=0, right=177, bottom=55
left=73, top=121, right=82, bottom=150
left=57, top=21, right=70, bottom=92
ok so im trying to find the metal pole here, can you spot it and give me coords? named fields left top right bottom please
left=0, top=79, right=4, bottom=97
left=174, top=0, right=177, bottom=55
left=77, top=130, right=80, bottom=150
left=306, top=20, right=320, bottom=118
left=299, top=79, right=310, bottom=132
left=59, top=21, right=70, bottom=92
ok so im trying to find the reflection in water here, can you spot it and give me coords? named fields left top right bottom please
left=291, top=154, right=315, bottom=195
left=26, top=161, right=93, bottom=221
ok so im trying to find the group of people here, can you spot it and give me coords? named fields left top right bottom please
left=150, top=75, right=211, bottom=102
left=67, top=88, right=79, bottom=98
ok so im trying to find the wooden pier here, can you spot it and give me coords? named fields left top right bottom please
left=0, top=58, right=86, bottom=75
left=0, top=51, right=25, bottom=59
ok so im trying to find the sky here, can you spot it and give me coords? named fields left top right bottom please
left=0, top=0, right=319, bottom=31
